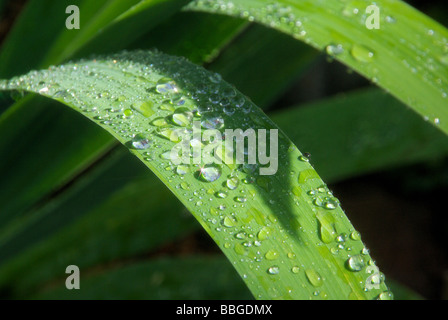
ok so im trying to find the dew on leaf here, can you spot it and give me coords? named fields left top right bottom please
left=156, top=77, right=178, bottom=94
left=265, top=249, right=279, bottom=260
left=226, top=176, right=240, bottom=190
left=267, top=266, right=280, bottom=275
left=198, top=164, right=222, bottom=182
left=350, top=44, right=375, bottom=63
left=131, top=134, right=151, bottom=150
left=305, top=269, right=323, bottom=287
left=172, top=107, right=193, bottom=126
left=346, top=255, right=365, bottom=272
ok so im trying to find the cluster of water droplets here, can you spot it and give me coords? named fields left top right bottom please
left=0, top=49, right=392, bottom=299
left=186, top=0, right=311, bottom=43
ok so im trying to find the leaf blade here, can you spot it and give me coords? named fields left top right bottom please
left=185, top=0, right=448, bottom=134
left=0, top=50, right=390, bottom=299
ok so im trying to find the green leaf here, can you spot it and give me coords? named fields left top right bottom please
left=31, top=257, right=252, bottom=300
left=185, top=0, right=448, bottom=134
left=0, top=96, right=113, bottom=223
left=271, top=88, right=448, bottom=183
left=386, top=280, right=424, bottom=300
left=126, top=11, right=248, bottom=64
left=0, top=7, right=245, bottom=223
left=0, top=0, right=188, bottom=77
left=208, top=23, right=317, bottom=108
left=0, top=148, right=196, bottom=297
left=0, top=50, right=390, bottom=299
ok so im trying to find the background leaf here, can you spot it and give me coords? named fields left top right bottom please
left=186, top=0, right=448, bottom=134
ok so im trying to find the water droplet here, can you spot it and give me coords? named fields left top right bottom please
left=233, top=95, right=245, bottom=108
left=242, top=163, right=257, bottom=174
left=38, top=86, right=49, bottom=94
left=336, top=233, right=347, bottom=243
left=133, top=100, right=155, bottom=117
left=323, top=199, right=338, bottom=210
left=216, top=190, right=228, bottom=198
left=180, top=182, right=190, bottom=190
left=347, top=255, right=365, bottom=272
left=209, top=72, right=222, bottom=83
left=172, top=107, right=193, bottom=126
left=317, top=211, right=336, bottom=244
left=222, top=86, right=236, bottom=98
left=123, top=108, right=134, bottom=118
left=226, top=176, right=240, bottom=190
left=378, top=291, right=394, bottom=300
left=176, top=165, right=189, bottom=175
left=326, top=44, right=344, bottom=56
left=291, top=266, right=300, bottom=274
left=131, top=134, right=151, bottom=150
left=235, top=232, right=246, bottom=240
left=267, top=266, right=280, bottom=275
left=351, top=44, right=375, bottom=63
left=170, top=93, right=187, bottom=106
left=151, top=117, right=168, bottom=127
left=258, top=226, right=272, bottom=241
left=201, top=116, right=224, bottom=130
left=350, top=231, right=361, bottom=241
left=223, top=215, right=237, bottom=227
left=156, top=77, right=178, bottom=94
left=265, top=249, right=279, bottom=260
left=198, top=164, right=222, bottom=182
left=385, top=15, right=396, bottom=23
left=234, top=196, right=247, bottom=203
left=305, top=269, right=323, bottom=287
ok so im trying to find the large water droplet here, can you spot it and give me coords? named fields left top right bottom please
left=133, top=100, right=155, bottom=117
left=350, top=44, right=375, bottom=63
left=226, top=176, right=240, bottom=190
left=305, top=269, right=323, bottom=287
left=151, top=117, right=168, bottom=127
left=198, top=164, right=222, bottom=182
left=347, top=255, right=365, bottom=272
left=201, top=115, right=225, bottom=130
left=172, top=107, right=193, bottom=126
left=223, top=215, right=237, bottom=227
left=156, top=77, right=178, bottom=94
left=209, top=72, right=222, bottom=83
left=378, top=291, right=394, bottom=300
left=258, top=226, right=272, bottom=241
left=131, top=134, right=151, bottom=150
left=123, top=108, right=134, bottom=118
left=176, top=165, right=189, bottom=175
left=317, top=211, right=336, bottom=244
left=265, top=249, right=279, bottom=260
left=267, top=266, right=280, bottom=275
